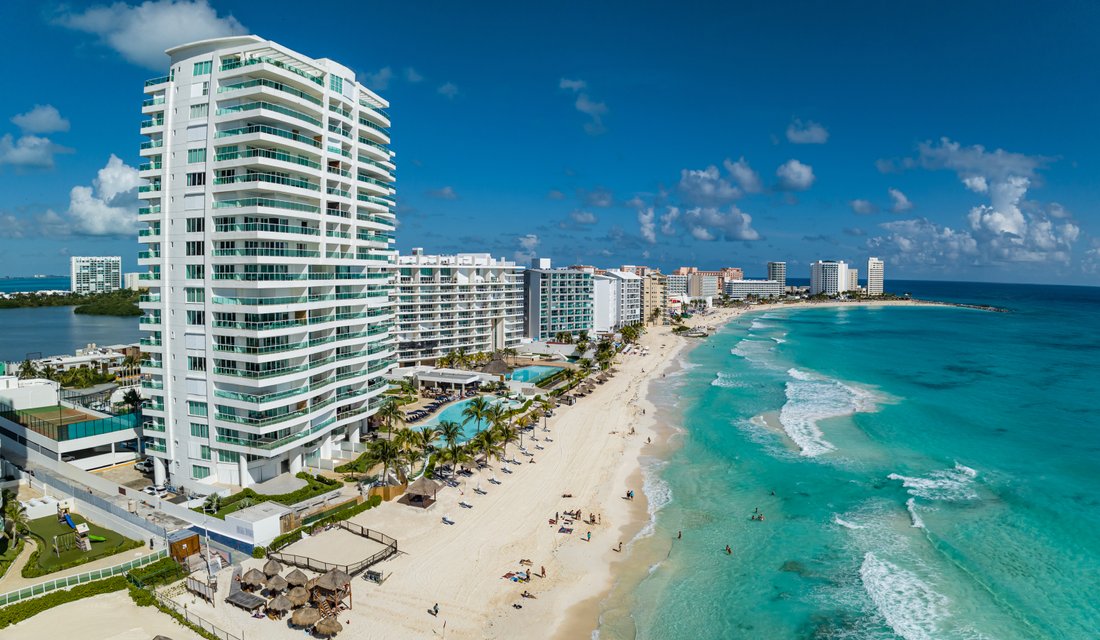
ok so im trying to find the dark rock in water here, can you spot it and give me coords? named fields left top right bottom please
left=780, top=560, right=808, bottom=575
left=995, top=428, right=1009, bottom=433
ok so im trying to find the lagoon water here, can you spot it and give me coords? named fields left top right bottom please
left=600, top=282, right=1100, bottom=639
left=0, top=306, right=141, bottom=362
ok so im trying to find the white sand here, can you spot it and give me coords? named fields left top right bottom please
left=3, top=590, right=204, bottom=640
left=280, top=527, right=389, bottom=566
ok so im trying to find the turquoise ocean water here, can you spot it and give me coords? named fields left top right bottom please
left=599, top=282, right=1100, bottom=640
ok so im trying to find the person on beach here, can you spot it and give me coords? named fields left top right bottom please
left=677, top=530, right=682, bottom=540
left=432, top=603, right=439, bottom=616
left=541, top=566, right=546, bottom=577
left=725, top=545, right=732, bottom=555
left=618, top=541, right=623, bottom=552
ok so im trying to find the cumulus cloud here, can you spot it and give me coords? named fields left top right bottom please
left=569, top=210, right=598, bottom=225
left=54, top=0, right=246, bottom=70
left=515, top=234, right=540, bottom=262
left=888, top=188, right=913, bottom=213
left=365, top=67, right=394, bottom=90
left=582, top=187, right=614, bottom=208
left=67, top=154, right=142, bottom=235
left=404, top=67, right=423, bottom=83
left=724, top=157, right=762, bottom=193
left=680, top=206, right=760, bottom=242
left=426, top=186, right=457, bottom=200
left=660, top=208, right=680, bottom=235
left=786, top=119, right=829, bottom=144
left=868, top=218, right=979, bottom=267
left=678, top=166, right=741, bottom=206
left=560, top=78, right=607, bottom=135
left=12, top=105, right=70, bottom=134
left=637, top=208, right=656, bottom=244
left=0, top=134, right=70, bottom=169
left=775, top=159, right=815, bottom=191
left=850, top=199, right=877, bottom=215
left=437, top=82, right=459, bottom=99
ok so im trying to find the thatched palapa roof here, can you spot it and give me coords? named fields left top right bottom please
left=481, top=358, right=511, bottom=376
left=315, top=568, right=352, bottom=592
left=291, top=606, right=321, bottom=627
left=241, top=568, right=267, bottom=588
left=314, top=617, right=344, bottom=637
left=262, top=557, right=283, bottom=577
left=267, top=594, right=293, bottom=612
left=406, top=475, right=441, bottom=498
left=285, top=568, right=309, bottom=587
left=266, top=574, right=288, bottom=592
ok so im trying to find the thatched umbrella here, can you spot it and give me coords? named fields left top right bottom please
left=314, top=617, right=343, bottom=637
left=263, top=557, right=283, bottom=577
left=267, top=594, right=293, bottom=613
left=152, top=636, right=174, bottom=640
left=287, top=586, right=311, bottom=607
left=291, top=606, right=321, bottom=627
left=285, top=568, right=309, bottom=587
left=315, top=569, right=351, bottom=593
left=266, top=574, right=288, bottom=593
left=241, top=568, right=267, bottom=590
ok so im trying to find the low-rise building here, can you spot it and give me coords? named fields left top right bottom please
left=723, top=279, right=783, bottom=299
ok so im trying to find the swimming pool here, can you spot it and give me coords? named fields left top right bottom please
left=420, top=396, right=523, bottom=441
left=507, top=365, right=564, bottom=384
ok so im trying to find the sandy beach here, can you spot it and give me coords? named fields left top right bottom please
left=2, top=590, right=204, bottom=640
left=156, top=298, right=949, bottom=640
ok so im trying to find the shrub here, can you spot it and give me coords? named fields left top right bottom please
left=0, top=576, right=127, bottom=628
left=127, top=556, right=184, bottom=588
left=251, top=545, right=266, bottom=559
left=196, top=473, right=342, bottom=519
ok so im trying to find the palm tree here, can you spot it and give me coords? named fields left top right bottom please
left=494, top=422, right=520, bottom=458
left=397, top=377, right=417, bottom=398
left=577, top=358, right=595, bottom=376
left=574, top=339, right=590, bottom=357
left=40, top=364, right=57, bottom=382
left=501, top=347, right=518, bottom=366
left=470, top=429, right=503, bottom=467
left=203, top=493, right=222, bottom=514
left=377, top=397, right=404, bottom=435
left=484, top=402, right=508, bottom=433
left=368, top=438, right=401, bottom=486
left=462, top=396, right=491, bottom=435
left=16, top=359, right=38, bottom=380
left=392, top=428, right=419, bottom=481
left=437, top=420, right=464, bottom=478
left=1, top=489, right=29, bottom=544
left=415, top=425, right=440, bottom=459
left=122, top=389, right=144, bottom=414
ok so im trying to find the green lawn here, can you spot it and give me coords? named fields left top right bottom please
left=25, top=514, right=140, bottom=573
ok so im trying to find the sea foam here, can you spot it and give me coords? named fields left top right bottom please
left=711, top=371, right=743, bottom=388
left=860, top=552, right=950, bottom=640
left=906, top=498, right=925, bottom=529
left=778, top=368, right=876, bottom=456
left=887, top=463, right=979, bottom=501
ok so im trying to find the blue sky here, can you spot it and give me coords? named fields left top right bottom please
left=1, top=1, right=1099, bottom=284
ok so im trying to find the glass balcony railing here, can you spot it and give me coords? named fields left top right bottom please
left=220, top=56, right=323, bottom=86
left=144, top=74, right=173, bottom=87
left=214, top=172, right=319, bottom=191
left=212, top=197, right=320, bottom=213
left=215, top=147, right=319, bottom=169
left=214, top=222, right=319, bottom=235
left=140, top=140, right=164, bottom=150
left=212, top=248, right=320, bottom=258
left=216, top=101, right=321, bottom=127
left=215, top=124, right=321, bottom=148
left=139, top=206, right=161, bottom=215
left=218, top=77, right=323, bottom=105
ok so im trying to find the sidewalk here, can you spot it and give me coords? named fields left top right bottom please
left=0, top=537, right=161, bottom=593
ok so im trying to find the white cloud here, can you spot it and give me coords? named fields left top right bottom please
left=559, top=78, right=587, bottom=92
left=775, top=159, right=815, bottom=191
left=426, top=186, right=457, bottom=200
left=724, top=157, right=762, bottom=193
left=404, top=67, right=423, bottom=83
left=918, top=137, right=1046, bottom=183
left=583, top=187, right=614, bottom=208
left=570, top=210, right=598, bottom=225
left=54, top=0, right=246, bottom=70
left=437, top=82, right=459, bottom=99
left=637, top=207, right=656, bottom=244
left=888, top=188, right=913, bottom=213
left=678, top=165, right=741, bottom=206
left=515, top=234, right=540, bottom=262
left=659, top=208, right=680, bottom=235
left=850, top=199, right=877, bottom=215
left=681, top=206, right=760, bottom=241
left=67, top=154, right=142, bottom=236
left=0, top=134, right=69, bottom=169
left=786, top=119, right=829, bottom=144
left=365, top=67, right=393, bottom=90
left=962, top=176, right=988, bottom=193
left=12, top=105, right=70, bottom=134
left=868, top=218, right=979, bottom=267
left=575, top=94, right=607, bottom=135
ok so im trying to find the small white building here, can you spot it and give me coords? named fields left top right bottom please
left=810, top=260, right=849, bottom=296
left=723, top=279, right=783, bottom=299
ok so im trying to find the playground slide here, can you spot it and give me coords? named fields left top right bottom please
left=63, top=514, right=75, bottom=529
left=87, top=535, right=106, bottom=543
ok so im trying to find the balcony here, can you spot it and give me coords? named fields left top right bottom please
left=216, top=101, right=321, bottom=127
left=212, top=248, right=320, bottom=259
left=218, top=77, right=323, bottom=105
left=220, top=56, right=323, bottom=86
left=144, top=74, right=173, bottom=87
left=215, top=147, right=320, bottom=169
left=215, top=124, right=322, bottom=149
left=212, top=197, right=320, bottom=214
left=214, top=222, right=319, bottom=236
left=213, top=172, right=320, bottom=191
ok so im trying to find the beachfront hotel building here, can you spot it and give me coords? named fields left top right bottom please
left=71, top=256, right=122, bottom=294
left=848, top=268, right=860, bottom=293
left=593, top=270, right=643, bottom=334
left=810, top=260, right=849, bottom=296
left=767, top=261, right=786, bottom=288
left=723, top=279, right=783, bottom=300
left=643, top=272, right=668, bottom=324
left=524, top=258, right=594, bottom=341
left=867, top=257, right=884, bottom=295
left=394, top=250, right=524, bottom=365
left=137, top=36, right=397, bottom=488
left=666, top=274, right=688, bottom=298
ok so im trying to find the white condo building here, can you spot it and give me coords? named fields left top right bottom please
left=810, top=260, right=849, bottom=296
left=137, top=36, right=397, bottom=488
left=666, top=274, right=688, bottom=298
left=848, top=268, right=860, bottom=292
left=724, top=279, right=783, bottom=299
left=593, top=270, right=643, bottom=333
left=71, top=256, right=122, bottom=294
left=867, top=257, right=884, bottom=295
left=395, top=250, right=524, bottom=365
left=767, top=261, right=786, bottom=288
left=524, top=259, right=594, bottom=341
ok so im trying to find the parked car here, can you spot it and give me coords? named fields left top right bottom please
left=134, top=459, right=154, bottom=473
left=142, top=484, right=167, bottom=497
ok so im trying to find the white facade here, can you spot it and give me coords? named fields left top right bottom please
left=524, top=259, right=594, bottom=341
left=867, top=257, right=884, bottom=295
left=810, top=260, right=849, bottom=296
left=848, top=268, right=860, bottom=292
left=666, top=274, right=688, bottom=297
left=592, top=270, right=643, bottom=334
left=723, top=279, right=783, bottom=299
left=137, top=36, right=397, bottom=489
left=688, top=274, right=719, bottom=298
left=593, top=274, right=615, bottom=334
left=124, top=272, right=144, bottom=290
left=71, top=257, right=121, bottom=294
left=767, top=261, right=786, bottom=288
left=395, top=250, right=524, bottom=365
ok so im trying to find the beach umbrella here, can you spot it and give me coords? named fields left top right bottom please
left=288, top=586, right=311, bottom=607
left=285, top=568, right=309, bottom=587
left=152, top=636, right=174, bottom=640
left=267, top=594, right=293, bottom=612
left=241, top=568, right=267, bottom=589
left=266, top=574, right=288, bottom=593
left=314, top=617, right=343, bottom=637
left=315, top=569, right=352, bottom=592
left=291, top=607, right=321, bottom=627
left=263, top=558, right=283, bottom=577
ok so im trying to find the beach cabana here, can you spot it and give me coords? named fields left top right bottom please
left=266, top=574, right=288, bottom=593
left=240, top=568, right=267, bottom=591
left=263, top=557, right=283, bottom=577
left=288, top=585, right=311, bottom=607
left=291, top=606, right=321, bottom=628
left=267, top=593, right=293, bottom=615
left=314, top=617, right=344, bottom=637
left=286, top=568, right=309, bottom=587
left=404, top=476, right=442, bottom=508
left=313, top=569, right=352, bottom=611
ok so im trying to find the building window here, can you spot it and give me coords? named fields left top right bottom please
left=185, top=287, right=205, bottom=303
left=185, top=241, right=205, bottom=256
left=218, top=450, right=239, bottom=463
left=193, top=61, right=212, bottom=75
left=186, top=172, right=206, bottom=187
left=188, top=400, right=208, bottom=417
left=188, top=356, right=206, bottom=372
left=186, top=310, right=205, bottom=325
left=187, top=148, right=207, bottom=163
left=329, top=75, right=343, bottom=93
left=186, top=264, right=205, bottom=280
left=192, top=465, right=211, bottom=479
left=199, top=445, right=211, bottom=461
left=190, top=422, right=209, bottom=438
left=190, top=103, right=209, bottom=119
left=186, top=217, right=205, bottom=233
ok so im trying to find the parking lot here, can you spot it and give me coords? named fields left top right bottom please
left=93, top=460, right=154, bottom=491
